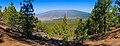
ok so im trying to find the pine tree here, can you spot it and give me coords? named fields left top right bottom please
left=107, top=5, right=119, bottom=29
left=62, top=14, right=74, bottom=41
left=7, top=2, right=20, bottom=28
left=87, top=0, right=113, bottom=34
left=3, top=2, right=19, bottom=28
left=3, top=7, right=9, bottom=23
left=48, top=24, right=61, bottom=38
left=115, top=0, right=120, bottom=28
left=85, top=18, right=95, bottom=35
left=63, top=14, right=67, bottom=26
left=75, top=18, right=89, bottom=43
left=20, top=0, right=36, bottom=38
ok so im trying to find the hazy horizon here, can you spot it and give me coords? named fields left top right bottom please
left=0, top=0, right=98, bottom=14
left=0, top=0, right=116, bottom=14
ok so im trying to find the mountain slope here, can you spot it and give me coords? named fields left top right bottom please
left=84, top=28, right=120, bottom=46
left=36, top=10, right=90, bottom=21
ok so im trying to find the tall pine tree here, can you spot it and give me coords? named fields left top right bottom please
left=3, top=7, right=8, bottom=23
left=8, top=2, right=20, bottom=28
left=107, top=5, right=119, bottom=29
left=115, top=0, right=120, bottom=28
left=75, top=18, right=89, bottom=43
left=3, top=2, right=19, bottom=29
left=87, top=0, right=113, bottom=34
left=62, top=14, right=73, bottom=41
left=20, top=0, right=37, bottom=38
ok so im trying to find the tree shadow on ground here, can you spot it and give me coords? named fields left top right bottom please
left=4, top=29, right=89, bottom=46
left=0, top=27, right=5, bottom=43
left=0, top=39, right=4, bottom=43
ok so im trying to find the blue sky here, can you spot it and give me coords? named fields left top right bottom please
left=0, top=0, right=115, bottom=14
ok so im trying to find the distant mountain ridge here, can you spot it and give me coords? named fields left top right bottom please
left=36, top=10, right=90, bottom=21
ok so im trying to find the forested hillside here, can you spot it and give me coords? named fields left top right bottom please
left=0, top=0, right=120, bottom=46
